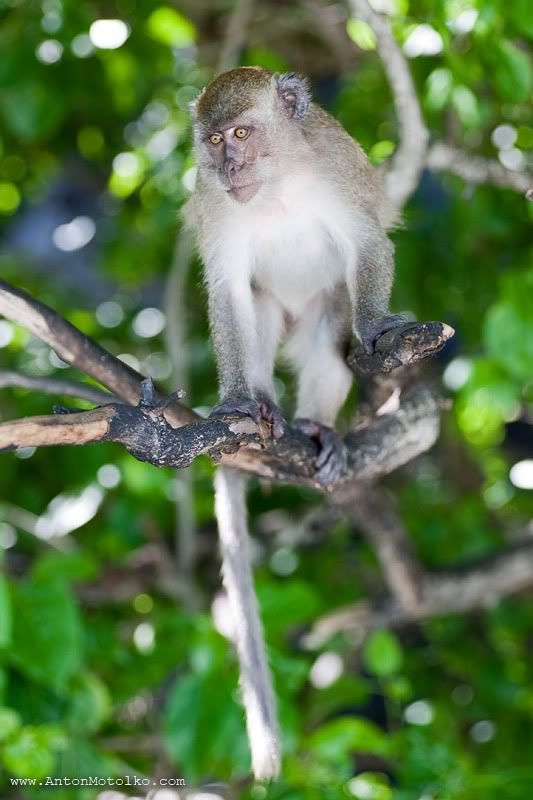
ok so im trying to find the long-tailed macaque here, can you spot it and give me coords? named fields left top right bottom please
left=187, top=66, right=404, bottom=780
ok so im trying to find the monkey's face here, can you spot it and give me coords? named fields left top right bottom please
left=202, top=120, right=270, bottom=204
left=192, top=68, right=312, bottom=204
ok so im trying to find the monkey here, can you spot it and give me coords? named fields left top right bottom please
left=187, top=66, right=405, bottom=780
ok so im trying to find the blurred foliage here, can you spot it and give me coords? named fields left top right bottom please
left=0, top=0, right=532, bottom=798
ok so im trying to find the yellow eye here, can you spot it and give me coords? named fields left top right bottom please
left=234, top=127, right=249, bottom=140
left=209, top=133, right=222, bottom=145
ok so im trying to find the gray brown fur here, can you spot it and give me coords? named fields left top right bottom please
left=186, top=67, right=405, bottom=781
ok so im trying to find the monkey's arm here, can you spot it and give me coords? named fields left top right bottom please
left=350, top=231, right=407, bottom=354
left=208, top=279, right=255, bottom=398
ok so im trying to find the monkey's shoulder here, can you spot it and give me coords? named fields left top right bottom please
left=303, top=106, right=369, bottom=162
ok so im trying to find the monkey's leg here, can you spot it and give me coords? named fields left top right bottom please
left=286, top=301, right=352, bottom=484
left=350, top=232, right=407, bottom=354
left=215, top=467, right=281, bottom=779
left=210, top=291, right=286, bottom=438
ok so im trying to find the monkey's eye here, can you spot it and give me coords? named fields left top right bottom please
left=234, top=127, right=250, bottom=140
left=209, top=133, right=223, bottom=145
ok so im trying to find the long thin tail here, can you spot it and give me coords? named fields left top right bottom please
left=214, top=466, right=281, bottom=780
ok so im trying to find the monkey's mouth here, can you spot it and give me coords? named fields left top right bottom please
left=227, top=183, right=259, bottom=203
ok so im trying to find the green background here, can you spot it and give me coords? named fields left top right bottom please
left=0, top=0, right=532, bottom=797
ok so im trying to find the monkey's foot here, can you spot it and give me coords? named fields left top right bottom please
left=293, top=418, right=347, bottom=486
left=360, top=314, right=409, bottom=355
left=211, top=396, right=286, bottom=439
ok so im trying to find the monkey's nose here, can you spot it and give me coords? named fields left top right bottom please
left=224, top=160, right=242, bottom=185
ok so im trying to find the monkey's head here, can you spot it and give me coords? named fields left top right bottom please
left=191, top=67, right=311, bottom=204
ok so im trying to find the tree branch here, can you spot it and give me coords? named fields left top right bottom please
left=0, top=381, right=441, bottom=489
left=216, top=0, right=256, bottom=75
left=349, top=0, right=429, bottom=211
left=0, top=371, right=116, bottom=405
left=163, top=227, right=201, bottom=609
left=340, top=484, right=423, bottom=614
left=426, top=142, right=533, bottom=195
left=0, top=280, right=197, bottom=427
left=305, top=537, right=533, bottom=646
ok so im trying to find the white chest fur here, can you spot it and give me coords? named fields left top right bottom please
left=209, top=171, right=355, bottom=317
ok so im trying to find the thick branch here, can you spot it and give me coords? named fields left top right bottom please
left=305, top=538, right=533, bottom=645
left=426, top=142, right=533, bottom=195
left=0, top=382, right=441, bottom=488
left=350, top=0, right=429, bottom=211
left=0, top=371, right=115, bottom=405
left=0, top=280, right=197, bottom=427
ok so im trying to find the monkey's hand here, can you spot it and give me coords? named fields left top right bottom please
left=360, top=314, right=409, bottom=355
left=211, top=396, right=286, bottom=439
left=293, top=419, right=347, bottom=486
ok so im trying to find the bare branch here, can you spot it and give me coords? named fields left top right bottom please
left=0, top=406, right=114, bottom=450
left=305, top=537, right=533, bottom=646
left=216, top=0, right=256, bottom=75
left=348, top=321, right=454, bottom=375
left=163, top=227, right=201, bottom=608
left=426, top=142, right=533, bottom=195
left=340, top=484, right=423, bottom=613
left=349, top=0, right=429, bottom=211
left=0, top=382, right=441, bottom=489
left=0, top=280, right=197, bottom=427
left=0, top=371, right=115, bottom=405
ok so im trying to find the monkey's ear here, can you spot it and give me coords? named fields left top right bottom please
left=275, top=73, right=311, bottom=120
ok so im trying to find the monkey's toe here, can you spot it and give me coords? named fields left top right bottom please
left=293, top=418, right=347, bottom=486
left=211, top=396, right=286, bottom=438
left=258, top=398, right=286, bottom=439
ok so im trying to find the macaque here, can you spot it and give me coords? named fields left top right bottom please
left=187, top=66, right=404, bottom=780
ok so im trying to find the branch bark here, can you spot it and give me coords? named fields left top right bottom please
left=340, top=484, right=423, bottom=614
left=216, top=0, right=256, bottom=75
left=426, top=142, right=533, bottom=195
left=0, top=371, right=116, bottom=405
left=305, top=537, right=533, bottom=646
left=0, top=280, right=197, bottom=427
left=0, top=380, right=441, bottom=489
left=349, top=0, right=429, bottom=211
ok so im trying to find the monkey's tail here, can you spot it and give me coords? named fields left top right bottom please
left=214, top=466, right=281, bottom=781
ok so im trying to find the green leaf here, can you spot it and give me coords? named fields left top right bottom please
left=66, top=673, right=111, bottom=734
left=509, top=0, right=533, bottom=37
left=0, top=573, right=12, bottom=649
left=348, top=772, right=392, bottom=800
left=451, top=85, right=481, bottom=128
left=163, top=671, right=249, bottom=780
left=32, top=551, right=99, bottom=583
left=363, top=629, right=403, bottom=677
left=493, top=41, right=532, bottom=102
left=307, top=717, right=389, bottom=763
left=244, top=47, right=290, bottom=72
left=346, top=19, right=377, bottom=50
left=9, top=575, right=83, bottom=692
left=258, top=579, right=322, bottom=639
left=0, top=707, right=22, bottom=742
left=484, top=303, right=533, bottom=382
left=0, top=84, right=66, bottom=141
left=146, top=7, right=196, bottom=47
left=2, top=724, right=67, bottom=779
